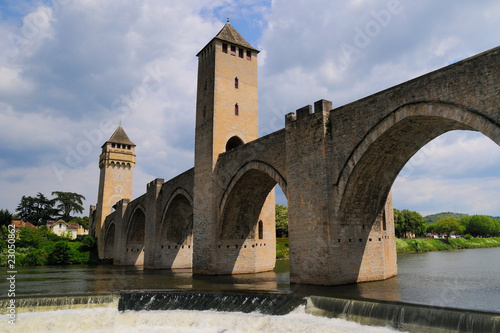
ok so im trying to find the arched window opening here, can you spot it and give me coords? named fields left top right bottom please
left=258, top=220, right=263, bottom=239
left=225, top=136, right=244, bottom=152
left=235, top=77, right=238, bottom=89
left=234, top=103, right=239, bottom=116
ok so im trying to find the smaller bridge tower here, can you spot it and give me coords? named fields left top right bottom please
left=94, top=125, right=136, bottom=258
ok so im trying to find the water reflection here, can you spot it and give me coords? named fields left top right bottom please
left=4, top=247, right=500, bottom=313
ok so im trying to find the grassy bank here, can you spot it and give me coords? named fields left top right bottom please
left=396, top=237, right=500, bottom=253
left=276, top=238, right=289, bottom=259
left=275, top=237, right=500, bottom=259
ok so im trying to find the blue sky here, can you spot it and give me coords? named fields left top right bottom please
left=1, top=0, right=500, bottom=217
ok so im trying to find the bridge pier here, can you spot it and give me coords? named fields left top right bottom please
left=144, top=178, right=164, bottom=268
left=285, top=100, right=397, bottom=285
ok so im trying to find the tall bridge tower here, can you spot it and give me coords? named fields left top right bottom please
left=193, top=23, right=276, bottom=274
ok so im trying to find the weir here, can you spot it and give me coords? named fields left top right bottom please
left=2, top=292, right=499, bottom=332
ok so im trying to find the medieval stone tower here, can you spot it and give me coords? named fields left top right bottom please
left=94, top=125, right=136, bottom=257
left=192, top=22, right=276, bottom=274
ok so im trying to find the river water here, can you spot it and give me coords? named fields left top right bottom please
left=2, top=247, right=500, bottom=332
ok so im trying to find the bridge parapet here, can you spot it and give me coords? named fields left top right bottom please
left=285, top=99, right=332, bottom=125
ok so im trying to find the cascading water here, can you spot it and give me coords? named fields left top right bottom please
left=306, top=296, right=500, bottom=333
left=2, top=292, right=499, bottom=333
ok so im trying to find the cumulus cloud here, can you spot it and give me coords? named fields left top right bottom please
left=1, top=0, right=500, bottom=217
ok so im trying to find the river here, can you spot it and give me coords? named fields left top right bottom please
left=2, top=247, right=500, bottom=332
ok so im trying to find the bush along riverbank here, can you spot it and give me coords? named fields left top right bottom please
left=396, top=237, right=500, bottom=253
left=275, top=237, right=500, bottom=259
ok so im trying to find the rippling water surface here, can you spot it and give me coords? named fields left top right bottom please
left=3, top=247, right=500, bottom=312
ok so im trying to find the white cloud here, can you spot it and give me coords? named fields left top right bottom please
left=1, top=0, right=500, bottom=218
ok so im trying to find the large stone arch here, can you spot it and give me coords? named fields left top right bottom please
left=321, top=101, right=500, bottom=284
left=336, top=101, right=500, bottom=222
left=103, top=221, right=115, bottom=259
left=216, top=161, right=287, bottom=274
left=124, top=205, right=146, bottom=265
left=156, top=188, right=193, bottom=268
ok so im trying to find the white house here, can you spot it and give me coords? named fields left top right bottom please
left=47, top=220, right=79, bottom=240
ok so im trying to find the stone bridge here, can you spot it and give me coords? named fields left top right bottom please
left=98, top=30, right=500, bottom=285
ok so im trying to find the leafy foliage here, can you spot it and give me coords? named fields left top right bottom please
left=275, top=204, right=288, bottom=237
left=0, top=209, right=13, bottom=227
left=463, top=215, right=500, bottom=237
left=52, top=191, right=86, bottom=221
left=70, top=216, right=89, bottom=230
left=16, top=193, right=59, bottom=226
left=427, top=217, right=464, bottom=235
left=79, top=236, right=96, bottom=252
left=15, top=191, right=87, bottom=226
left=48, top=241, right=74, bottom=265
left=20, top=249, right=46, bottom=266
left=394, top=209, right=426, bottom=238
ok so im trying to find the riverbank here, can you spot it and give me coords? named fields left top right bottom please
left=275, top=237, right=500, bottom=258
left=396, top=237, right=500, bottom=253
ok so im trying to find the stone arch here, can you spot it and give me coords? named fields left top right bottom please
left=160, top=188, right=193, bottom=244
left=156, top=188, right=193, bottom=268
left=103, top=222, right=115, bottom=259
left=125, top=205, right=146, bottom=265
left=336, top=101, right=500, bottom=223
left=219, top=160, right=287, bottom=228
left=217, top=161, right=286, bottom=274
left=225, top=136, right=244, bottom=151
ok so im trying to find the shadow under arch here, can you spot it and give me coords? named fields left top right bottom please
left=156, top=188, right=193, bottom=269
left=103, top=221, right=115, bottom=259
left=217, top=160, right=287, bottom=274
left=124, top=205, right=146, bottom=265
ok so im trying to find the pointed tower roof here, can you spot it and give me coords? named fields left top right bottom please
left=106, top=125, right=135, bottom=146
left=197, top=23, right=259, bottom=56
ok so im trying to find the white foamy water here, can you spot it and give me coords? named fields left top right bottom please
left=4, top=306, right=402, bottom=333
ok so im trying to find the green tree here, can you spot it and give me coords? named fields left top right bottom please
left=17, top=227, right=45, bottom=248
left=465, top=215, right=496, bottom=237
left=275, top=204, right=288, bottom=237
left=79, top=236, right=96, bottom=252
left=16, top=193, right=58, bottom=226
left=394, top=209, right=426, bottom=238
left=394, top=209, right=405, bottom=238
left=51, top=191, right=86, bottom=221
left=433, top=217, right=465, bottom=235
left=48, top=241, right=74, bottom=265
left=426, top=223, right=437, bottom=234
left=0, top=209, right=13, bottom=227
left=20, top=249, right=46, bottom=266
left=70, top=216, right=89, bottom=230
